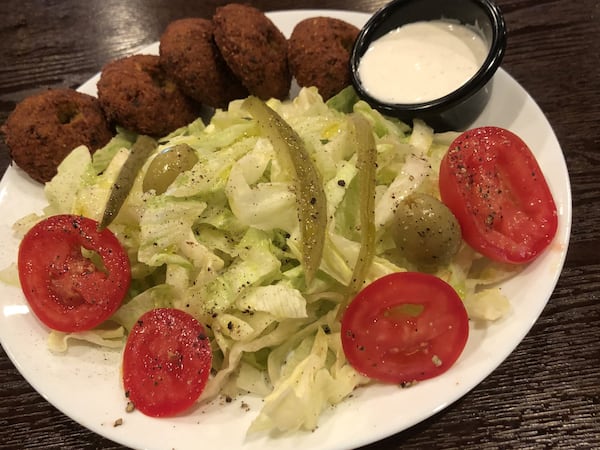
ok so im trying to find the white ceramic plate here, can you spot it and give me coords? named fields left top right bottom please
left=0, top=9, right=571, bottom=450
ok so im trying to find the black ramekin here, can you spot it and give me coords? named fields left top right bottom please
left=350, top=0, right=507, bottom=131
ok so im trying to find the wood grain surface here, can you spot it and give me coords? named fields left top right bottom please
left=1, top=0, right=599, bottom=449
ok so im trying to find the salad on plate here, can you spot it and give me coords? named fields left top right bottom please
left=4, top=83, right=558, bottom=435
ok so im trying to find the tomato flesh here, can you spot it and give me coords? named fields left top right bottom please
left=341, top=272, right=469, bottom=384
left=18, top=214, right=131, bottom=332
left=122, top=308, right=212, bottom=417
left=439, top=126, right=558, bottom=264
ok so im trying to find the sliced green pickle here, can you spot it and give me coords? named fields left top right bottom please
left=99, top=135, right=157, bottom=229
left=242, top=96, right=326, bottom=286
left=347, top=113, right=377, bottom=294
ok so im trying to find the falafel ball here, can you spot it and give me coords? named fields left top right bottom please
left=159, top=18, right=248, bottom=109
left=288, top=17, right=360, bottom=100
left=97, top=54, right=200, bottom=136
left=213, top=3, right=291, bottom=100
left=1, top=88, right=113, bottom=183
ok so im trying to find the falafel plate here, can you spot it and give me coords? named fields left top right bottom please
left=0, top=6, right=570, bottom=450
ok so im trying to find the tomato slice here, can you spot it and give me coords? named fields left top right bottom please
left=341, top=272, right=469, bottom=384
left=439, top=126, right=558, bottom=264
left=18, top=214, right=131, bottom=332
left=122, top=308, right=212, bottom=417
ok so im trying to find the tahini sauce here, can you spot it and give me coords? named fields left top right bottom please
left=358, top=20, right=488, bottom=104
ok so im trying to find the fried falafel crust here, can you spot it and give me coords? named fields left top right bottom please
left=159, top=18, right=247, bottom=109
left=288, top=17, right=360, bottom=100
left=1, top=88, right=113, bottom=183
left=97, top=54, right=200, bottom=136
left=213, top=3, right=291, bottom=100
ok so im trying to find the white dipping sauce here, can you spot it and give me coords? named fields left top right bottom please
left=358, top=20, right=488, bottom=104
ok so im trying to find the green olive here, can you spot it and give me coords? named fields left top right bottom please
left=142, top=143, right=199, bottom=194
left=391, top=192, right=462, bottom=271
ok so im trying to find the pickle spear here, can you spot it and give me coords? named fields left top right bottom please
left=99, top=135, right=157, bottom=229
left=347, top=113, right=377, bottom=295
left=242, top=96, right=326, bottom=286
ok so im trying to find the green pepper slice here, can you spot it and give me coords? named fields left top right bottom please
left=99, top=135, right=157, bottom=229
left=347, top=113, right=377, bottom=295
left=242, top=96, right=326, bottom=286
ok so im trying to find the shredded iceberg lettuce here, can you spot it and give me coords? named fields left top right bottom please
left=47, top=325, right=125, bottom=353
left=14, top=86, right=522, bottom=435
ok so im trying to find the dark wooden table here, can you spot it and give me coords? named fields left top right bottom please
left=1, top=1, right=598, bottom=449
